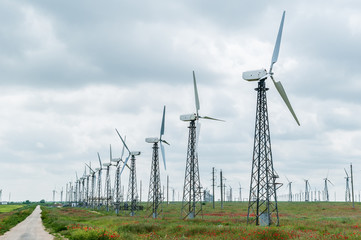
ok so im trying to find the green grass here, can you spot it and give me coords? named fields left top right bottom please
left=0, top=204, right=36, bottom=234
left=41, top=201, right=361, bottom=239
left=0, top=205, right=24, bottom=213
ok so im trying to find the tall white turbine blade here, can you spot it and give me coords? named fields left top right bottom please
left=270, top=11, right=286, bottom=73
left=201, top=116, right=225, bottom=122
left=271, top=76, right=300, bottom=126
left=160, top=142, right=166, bottom=170
left=97, top=152, right=102, bottom=166
left=115, top=129, right=131, bottom=154
left=193, top=71, right=200, bottom=117
left=160, top=105, right=166, bottom=138
left=120, top=155, right=131, bottom=175
left=328, top=179, right=334, bottom=186
left=110, top=144, right=112, bottom=163
left=120, top=136, right=126, bottom=160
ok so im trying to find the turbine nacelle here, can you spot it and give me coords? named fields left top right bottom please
left=130, top=151, right=141, bottom=156
left=242, top=69, right=268, bottom=81
left=145, top=137, right=159, bottom=143
left=95, top=168, right=100, bottom=171
left=180, top=113, right=197, bottom=121
left=103, top=163, right=111, bottom=167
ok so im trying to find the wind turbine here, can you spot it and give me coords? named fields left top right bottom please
left=180, top=71, right=223, bottom=219
left=344, top=168, right=351, bottom=202
left=110, top=137, right=128, bottom=215
left=323, top=172, right=333, bottom=201
left=146, top=106, right=169, bottom=218
left=86, top=162, right=97, bottom=209
left=304, top=179, right=310, bottom=202
left=96, top=153, right=104, bottom=209
left=103, top=145, right=113, bottom=212
left=244, top=11, right=300, bottom=226
left=115, top=129, right=141, bottom=216
left=74, top=172, right=80, bottom=206
left=285, top=176, right=293, bottom=202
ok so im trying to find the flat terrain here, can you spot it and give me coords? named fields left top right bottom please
left=41, top=201, right=361, bottom=239
left=0, top=205, right=23, bottom=213
left=0, top=205, right=54, bottom=240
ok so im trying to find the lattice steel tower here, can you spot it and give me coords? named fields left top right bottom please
left=111, top=137, right=126, bottom=215
left=247, top=79, right=280, bottom=226
left=243, top=12, right=300, bottom=226
left=345, top=168, right=351, bottom=202
left=127, top=154, right=140, bottom=216
left=147, top=142, right=162, bottom=218
left=146, top=106, right=168, bottom=218
left=180, top=72, right=223, bottom=219
left=96, top=153, right=103, bottom=210
left=181, top=120, right=202, bottom=219
left=116, top=129, right=142, bottom=216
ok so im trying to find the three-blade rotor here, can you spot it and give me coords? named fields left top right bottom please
left=115, top=129, right=131, bottom=175
left=243, top=11, right=300, bottom=126
left=191, top=71, right=224, bottom=156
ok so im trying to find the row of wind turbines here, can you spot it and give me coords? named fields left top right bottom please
left=281, top=165, right=355, bottom=203
left=61, top=10, right=300, bottom=226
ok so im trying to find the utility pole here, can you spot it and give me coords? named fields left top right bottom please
left=220, top=170, right=223, bottom=209
left=212, top=167, right=216, bottom=209
left=351, top=163, right=355, bottom=208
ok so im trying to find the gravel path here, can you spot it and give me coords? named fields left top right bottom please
left=0, top=205, right=54, bottom=240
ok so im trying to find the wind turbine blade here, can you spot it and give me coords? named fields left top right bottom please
left=328, top=179, right=334, bottom=186
left=160, top=142, right=166, bottom=170
left=270, top=11, right=285, bottom=73
left=193, top=71, right=200, bottom=116
left=115, top=128, right=131, bottom=154
left=161, top=140, right=170, bottom=145
left=85, top=163, right=94, bottom=173
left=285, top=176, right=290, bottom=183
left=200, top=116, right=225, bottom=122
left=271, top=76, right=300, bottom=126
left=120, top=155, right=131, bottom=175
left=110, top=144, right=112, bottom=163
left=97, top=152, right=102, bottom=166
left=160, top=105, right=166, bottom=138
left=344, top=168, right=349, bottom=177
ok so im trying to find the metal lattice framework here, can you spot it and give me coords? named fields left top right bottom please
left=90, top=170, right=96, bottom=208
left=127, top=155, right=139, bottom=216
left=114, top=165, right=122, bottom=214
left=345, top=169, right=351, bottom=202
left=247, top=80, right=279, bottom=226
left=104, top=164, right=112, bottom=211
left=147, top=142, right=162, bottom=218
left=97, top=167, right=102, bottom=209
left=181, top=120, right=203, bottom=219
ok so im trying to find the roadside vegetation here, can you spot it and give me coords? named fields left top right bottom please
left=41, top=201, right=361, bottom=239
left=0, top=204, right=36, bottom=235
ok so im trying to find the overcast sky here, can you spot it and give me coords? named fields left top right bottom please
left=0, top=0, right=361, bottom=203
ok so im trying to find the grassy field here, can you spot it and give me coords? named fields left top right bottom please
left=41, top=201, right=361, bottom=239
left=0, top=204, right=36, bottom=234
left=0, top=204, right=24, bottom=213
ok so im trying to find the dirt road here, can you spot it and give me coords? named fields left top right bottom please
left=0, top=205, right=54, bottom=240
